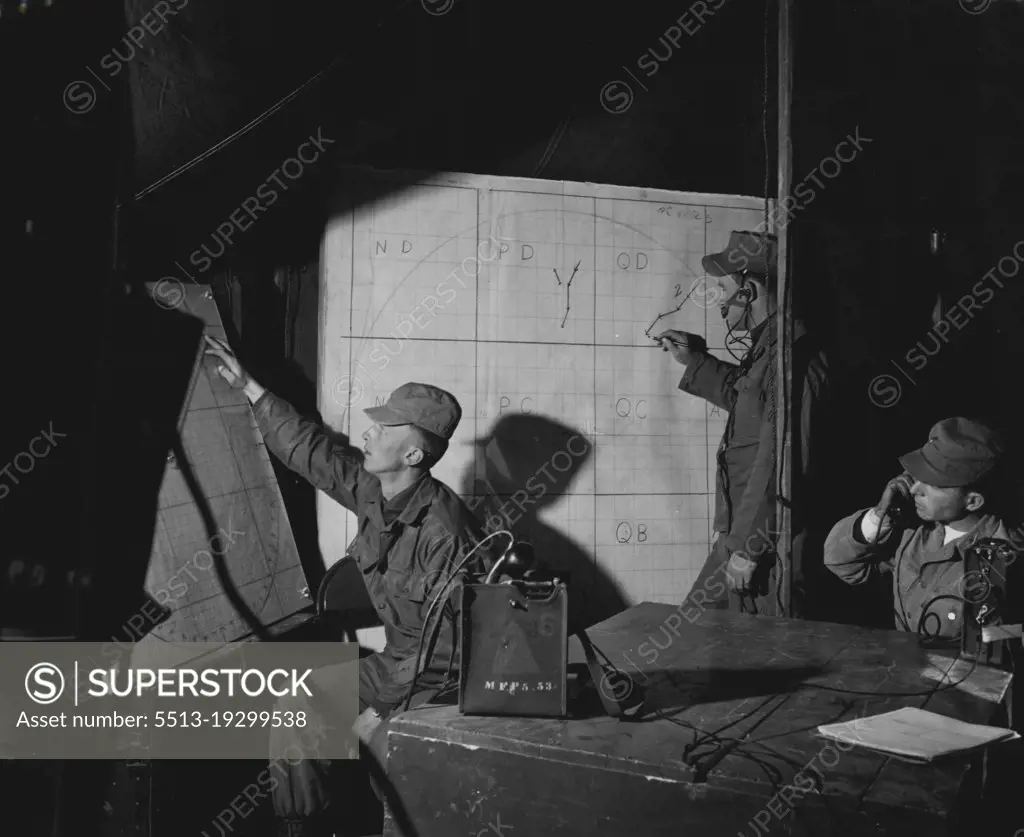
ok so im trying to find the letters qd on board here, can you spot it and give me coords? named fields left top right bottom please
left=616, top=252, right=648, bottom=270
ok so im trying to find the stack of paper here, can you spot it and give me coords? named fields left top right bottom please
left=816, top=706, right=1019, bottom=763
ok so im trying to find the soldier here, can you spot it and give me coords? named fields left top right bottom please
left=205, top=335, right=494, bottom=837
left=658, top=231, right=829, bottom=617
left=825, top=417, right=1017, bottom=639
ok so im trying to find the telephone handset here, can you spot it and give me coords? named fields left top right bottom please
left=887, top=471, right=917, bottom=522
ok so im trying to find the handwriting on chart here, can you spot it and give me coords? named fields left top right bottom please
left=476, top=396, right=649, bottom=421
left=612, top=252, right=646, bottom=270
left=476, top=397, right=536, bottom=418
left=372, top=238, right=652, bottom=272
left=374, top=239, right=413, bottom=255
left=374, top=240, right=548, bottom=260
left=645, top=276, right=712, bottom=337
left=656, top=205, right=713, bottom=224
left=552, top=261, right=581, bottom=328
left=615, top=522, right=649, bottom=543
left=372, top=239, right=538, bottom=260
left=615, top=398, right=647, bottom=422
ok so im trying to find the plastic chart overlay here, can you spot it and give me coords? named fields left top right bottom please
left=318, top=171, right=767, bottom=607
left=141, top=285, right=308, bottom=653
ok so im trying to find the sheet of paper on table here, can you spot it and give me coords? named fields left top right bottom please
left=817, top=706, right=1019, bottom=763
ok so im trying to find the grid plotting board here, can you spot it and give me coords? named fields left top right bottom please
left=318, top=170, right=769, bottom=608
left=139, top=284, right=309, bottom=651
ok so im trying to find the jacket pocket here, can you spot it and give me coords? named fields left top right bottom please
left=383, top=568, right=429, bottom=603
left=381, top=568, right=432, bottom=651
left=347, top=531, right=377, bottom=573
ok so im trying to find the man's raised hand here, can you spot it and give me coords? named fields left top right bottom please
left=203, top=335, right=248, bottom=388
left=863, top=473, right=915, bottom=542
left=655, top=329, right=705, bottom=367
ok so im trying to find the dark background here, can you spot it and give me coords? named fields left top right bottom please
left=6, top=0, right=1024, bottom=620
left=2, top=0, right=1024, bottom=832
left=4, top=0, right=1024, bottom=641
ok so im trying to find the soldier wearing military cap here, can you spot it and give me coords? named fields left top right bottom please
left=204, top=336, right=490, bottom=837
left=658, top=231, right=830, bottom=618
left=826, top=417, right=1018, bottom=639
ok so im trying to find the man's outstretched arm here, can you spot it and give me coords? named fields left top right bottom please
left=656, top=329, right=741, bottom=412
left=204, top=335, right=373, bottom=513
left=678, top=353, right=743, bottom=413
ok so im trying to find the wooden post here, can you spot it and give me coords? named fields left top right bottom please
left=776, top=0, right=794, bottom=618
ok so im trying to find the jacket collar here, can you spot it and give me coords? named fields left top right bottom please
left=379, top=471, right=435, bottom=527
left=919, top=514, right=1012, bottom=563
left=954, top=514, right=1013, bottom=553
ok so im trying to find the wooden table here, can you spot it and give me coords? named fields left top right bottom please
left=381, top=603, right=1013, bottom=837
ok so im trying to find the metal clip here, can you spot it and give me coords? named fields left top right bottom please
left=202, top=289, right=214, bottom=301
left=976, top=604, right=998, bottom=626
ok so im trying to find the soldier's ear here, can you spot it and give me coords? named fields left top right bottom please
left=963, top=489, right=986, bottom=513
left=744, top=277, right=765, bottom=302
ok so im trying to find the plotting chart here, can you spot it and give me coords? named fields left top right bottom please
left=139, top=284, right=308, bottom=653
left=318, top=170, right=768, bottom=614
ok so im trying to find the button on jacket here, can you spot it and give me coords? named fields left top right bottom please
left=253, top=391, right=491, bottom=714
left=825, top=509, right=1014, bottom=639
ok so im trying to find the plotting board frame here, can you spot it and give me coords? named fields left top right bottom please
left=317, top=168, right=773, bottom=609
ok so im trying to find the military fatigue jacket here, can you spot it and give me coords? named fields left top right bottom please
left=679, top=318, right=829, bottom=596
left=253, top=391, right=490, bottom=714
left=825, top=509, right=1015, bottom=639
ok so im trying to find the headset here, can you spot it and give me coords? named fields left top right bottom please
left=719, top=274, right=758, bottom=360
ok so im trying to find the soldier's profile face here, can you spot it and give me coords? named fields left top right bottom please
left=362, top=423, right=417, bottom=474
left=910, top=480, right=971, bottom=524
left=715, top=273, right=749, bottom=330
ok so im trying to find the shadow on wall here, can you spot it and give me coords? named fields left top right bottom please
left=458, top=413, right=628, bottom=632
